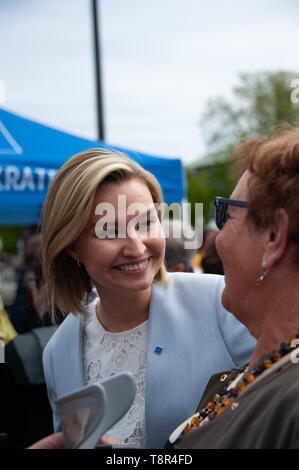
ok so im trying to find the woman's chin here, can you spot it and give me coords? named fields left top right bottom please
left=118, top=278, right=153, bottom=293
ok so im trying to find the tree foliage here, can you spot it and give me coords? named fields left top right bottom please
left=187, top=160, right=238, bottom=226
left=187, top=70, right=299, bottom=225
left=0, top=227, right=23, bottom=254
left=200, top=70, right=299, bottom=153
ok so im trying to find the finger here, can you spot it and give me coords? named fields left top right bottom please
left=98, top=436, right=125, bottom=446
left=27, top=432, right=65, bottom=449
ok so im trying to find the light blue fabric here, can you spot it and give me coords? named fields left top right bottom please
left=42, top=272, right=255, bottom=448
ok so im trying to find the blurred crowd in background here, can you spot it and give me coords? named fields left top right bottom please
left=0, top=219, right=223, bottom=449
left=0, top=221, right=223, bottom=338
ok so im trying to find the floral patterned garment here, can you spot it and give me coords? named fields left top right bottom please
left=82, top=297, right=148, bottom=448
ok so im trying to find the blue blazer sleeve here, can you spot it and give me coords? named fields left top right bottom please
left=43, top=340, right=61, bottom=432
left=42, top=312, right=84, bottom=432
left=145, top=272, right=255, bottom=448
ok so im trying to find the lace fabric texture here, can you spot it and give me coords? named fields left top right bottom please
left=82, top=298, right=148, bottom=448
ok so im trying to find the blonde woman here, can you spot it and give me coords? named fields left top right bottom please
left=41, top=149, right=255, bottom=448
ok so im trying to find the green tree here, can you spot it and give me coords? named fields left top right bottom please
left=0, top=227, right=23, bottom=254
left=187, top=160, right=238, bottom=226
left=201, top=70, right=299, bottom=154
left=187, top=70, right=299, bottom=225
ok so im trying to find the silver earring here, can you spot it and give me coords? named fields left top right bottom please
left=77, top=260, right=82, bottom=268
left=256, top=264, right=270, bottom=286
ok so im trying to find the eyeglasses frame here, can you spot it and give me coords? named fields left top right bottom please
left=215, top=196, right=249, bottom=230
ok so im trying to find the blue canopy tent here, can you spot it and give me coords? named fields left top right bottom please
left=0, top=108, right=185, bottom=226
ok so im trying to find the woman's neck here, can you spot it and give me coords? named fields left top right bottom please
left=249, top=277, right=299, bottom=368
left=94, top=285, right=152, bottom=333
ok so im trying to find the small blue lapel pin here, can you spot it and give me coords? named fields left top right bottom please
left=154, top=346, right=163, bottom=355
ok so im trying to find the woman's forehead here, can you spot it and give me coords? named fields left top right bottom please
left=231, top=170, right=251, bottom=200
left=89, top=179, right=156, bottom=225
left=95, top=178, right=152, bottom=201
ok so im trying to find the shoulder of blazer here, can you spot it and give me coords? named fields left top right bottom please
left=156, top=271, right=224, bottom=294
left=42, top=312, right=82, bottom=375
left=43, top=312, right=85, bottom=399
left=43, top=294, right=97, bottom=361
left=153, top=272, right=224, bottom=310
left=148, top=272, right=225, bottom=343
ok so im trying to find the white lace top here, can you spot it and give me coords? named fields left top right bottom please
left=82, top=297, right=148, bottom=448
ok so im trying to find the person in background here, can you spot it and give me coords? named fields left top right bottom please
left=0, top=295, right=17, bottom=346
left=41, top=148, right=255, bottom=449
left=9, top=230, right=63, bottom=332
left=9, top=230, right=42, bottom=333
left=0, top=234, right=16, bottom=341
left=0, top=238, right=63, bottom=449
left=0, top=237, right=3, bottom=276
left=168, top=126, right=299, bottom=449
left=201, top=230, right=224, bottom=275
left=163, top=219, right=198, bottom=273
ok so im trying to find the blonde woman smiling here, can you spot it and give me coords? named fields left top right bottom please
left=41, top=149, right=255, bottom=448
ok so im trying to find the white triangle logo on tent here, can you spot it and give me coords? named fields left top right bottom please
left=0, top=120, right=23, bottom=154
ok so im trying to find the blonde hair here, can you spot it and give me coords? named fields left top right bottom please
left=42, top=148, right=168, bottom=319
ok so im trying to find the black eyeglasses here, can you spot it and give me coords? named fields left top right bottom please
left=215, top=197, right=249, bottom=230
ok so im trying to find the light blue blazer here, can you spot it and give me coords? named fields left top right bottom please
left=43, top=272, right=255, bottom=448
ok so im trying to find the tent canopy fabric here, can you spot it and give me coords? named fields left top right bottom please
left=0, top=108, right=185, bottom=226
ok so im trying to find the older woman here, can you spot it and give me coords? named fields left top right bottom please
left=41, top=148, right=254, bottom=449
left=169, top=126, right=299, bottom=449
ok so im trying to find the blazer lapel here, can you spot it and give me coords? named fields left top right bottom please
left=145, top=281, right=170, bottom=447
left=54, top=313, right=85, bottom=398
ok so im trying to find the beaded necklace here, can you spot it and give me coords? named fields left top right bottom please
left=170, top=334, right=299, bottom=446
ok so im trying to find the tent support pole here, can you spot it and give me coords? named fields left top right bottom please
left=91, top=0, right=105, bottom=141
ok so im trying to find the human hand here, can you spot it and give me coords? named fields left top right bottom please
left=98, top=436, right=125, bottom=446
left=27, top=433, right=125, bottom=449
left=27, top=432, right=64, bottom=449
left=27, top=433, right=124, bottom=449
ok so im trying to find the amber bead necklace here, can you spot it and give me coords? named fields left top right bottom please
left=172, top=334, right=299, bottom=446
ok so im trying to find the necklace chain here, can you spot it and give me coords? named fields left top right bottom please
left=174, top=333, right=299, bottom=445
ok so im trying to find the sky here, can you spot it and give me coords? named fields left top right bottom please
left=0, top=0, right=298, bottom=164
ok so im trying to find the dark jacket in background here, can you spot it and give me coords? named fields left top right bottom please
left=0, top=326, right=58, bottom=449
left=8, top=269, right=41, bottom=333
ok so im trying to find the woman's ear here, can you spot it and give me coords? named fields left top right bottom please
left=262, top=208, right=289, bottom=269
left=66, top=245, right=79, bottom=262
